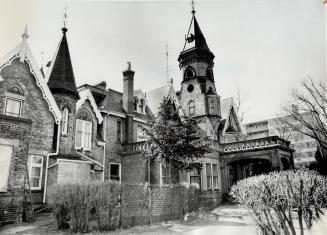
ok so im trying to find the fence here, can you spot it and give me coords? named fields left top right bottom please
left=48, top=182, right=199, bottom=232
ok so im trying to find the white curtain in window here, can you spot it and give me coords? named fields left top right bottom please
left=75, top=119, right=92, bottom=150
left=0, top=145, right=13, bottom=192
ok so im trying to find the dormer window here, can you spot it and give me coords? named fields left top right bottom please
left=133, top=97, right=139, bottom=111
left=139, top=99, right=145, bottom=113
left=184, top=66, right=196, bottom=80
left=61, top=108, right=69, bottom=134
left=188, top=100, right=195, bottom=116
left=4, top=85, right=24, bottom=117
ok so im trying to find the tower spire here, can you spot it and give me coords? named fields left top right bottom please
left=21, top=25, right=29, bottom=42
left=191, top=0, right=196, bottom=15
left=62, top=6, right=68, bottom=33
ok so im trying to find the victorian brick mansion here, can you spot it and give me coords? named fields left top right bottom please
left=0, top=7, right=294, bottom=222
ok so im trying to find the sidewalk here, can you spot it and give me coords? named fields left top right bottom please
left=0, top=214, right=55, bottom=235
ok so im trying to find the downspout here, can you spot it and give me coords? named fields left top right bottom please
left=43, top=122, right=61, bottom=203
left=102, top=114, right=108, bottom=181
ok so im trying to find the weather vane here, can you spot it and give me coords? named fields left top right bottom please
left=190, top=0, right=196, bottom=14
left=63, top=6, right=68, bottom=28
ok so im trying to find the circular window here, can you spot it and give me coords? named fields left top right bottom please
left=187, top=84, right=194, bottom=93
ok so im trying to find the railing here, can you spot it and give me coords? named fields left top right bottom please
left=221, top=136, right=290, bottom=153
left=120, top=141, right=150, bottom=154
left=120, top=136, right=290, bottom=155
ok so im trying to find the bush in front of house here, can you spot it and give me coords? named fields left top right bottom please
left=230, top=170, right=327, bottom=235
left=48, top=181, right=121, bottom=233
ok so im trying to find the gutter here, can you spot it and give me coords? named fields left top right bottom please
left=76, top=151, right=104, bottom=168
left=43, top=122, right=61, bottom=203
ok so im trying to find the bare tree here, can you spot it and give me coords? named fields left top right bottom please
left=271, top=116, right=293, bottom=141
left=282, top=79, right=327, bottom=156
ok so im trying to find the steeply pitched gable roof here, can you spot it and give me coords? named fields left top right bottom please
left=0, top=28, right=61, bottom=124
left=146, top=84, right=184, bottom=116
left=46, top=28, right=79, bottom=99
left=219, top=97, right=243, bottom=134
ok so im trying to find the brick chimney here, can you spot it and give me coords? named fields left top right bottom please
left=122, top=62, right=135, bottom=143
left=123, top=62, right=135, bottom=113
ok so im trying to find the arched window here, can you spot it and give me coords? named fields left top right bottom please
left=75, top=110, right=92, bottom=150
left=61, top=108, right=69, bottom=134
left=188, top=100, right=195, bottom=116
left=133, top=97, right=139, bottom=111
left=206, top=67, right=214, bottom=80
left=184, top=67, right=196, bottom=80
left=209, top=101, right=215, bottom=114
left=139, top=99, right=145, bottom=113
left=4, top=85, right=24, bottom=117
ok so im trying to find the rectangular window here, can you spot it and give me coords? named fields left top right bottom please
left=109, top=163, right=121, bottom=182
left=206, top=163, right=212, bottom=190
left=190, top=167, right=201, bottom=189
left=206, top=163, right=219, bottom=190
left=29, top=155, right=43, bottom=190
left=5, top=98, right=21, bottom=117
left=212, top=164, right=218, bottom=189
left=61, top=108, right=68, bottom=134
left=75, top=119, right=92, bottom=150
left=161, top=163, right=171, bottom=185
left=117, top=121, right=121, bottom=143
left=0, top=145, right=13, bottom=192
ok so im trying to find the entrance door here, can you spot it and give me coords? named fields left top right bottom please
left=0, top=145, right=13, bottom=191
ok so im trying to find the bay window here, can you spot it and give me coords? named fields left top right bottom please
left=190, top=167, right=201, bottom=189
left=161, top=163, right=171, bottom=185
left=206, top=163, right=219, bottom=190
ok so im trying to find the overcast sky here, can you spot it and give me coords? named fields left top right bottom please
left=0, top=0, right=325, bottom=123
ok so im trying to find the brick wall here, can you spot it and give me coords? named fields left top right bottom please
left=0, top=114, right=32, bottom=225
left=0, top=59, right=55, bottom=199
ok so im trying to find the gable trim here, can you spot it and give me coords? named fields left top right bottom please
left=0, top=41, right=61, bottom=124
left=77, top=89, right=103, bottom=124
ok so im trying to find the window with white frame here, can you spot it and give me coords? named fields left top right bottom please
left=29, top=155, right=43, bottom=190
left=206, top=163, right=219, bottom=190
left=190, top=167, right=201, bottom=189
left=75, top=119, right=92, bottom=150
left=109, top=163, right=121, bottom=181
left=161, top=163, right=171, bottom=185
left=4, top=86, right=24, bottom=117
left=5, top=98, right=22, bottom=117
left=61, top=108, right=69, bottom=134
left=116, top=120, right=122, bottom=143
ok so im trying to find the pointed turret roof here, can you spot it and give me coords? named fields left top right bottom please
left=182, top=14, right=211, bottom=53
left=178, top=9, right=214, bottom=67
left=47, top=27, right=79, bottom=99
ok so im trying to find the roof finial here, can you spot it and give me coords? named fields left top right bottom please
left=127, top=62, right=131, bottom=71
left=62, top=6, right=68, bottom=34
left=190, top=0, right=196, bottom=15
left=21, top=25, right=29, bottom=41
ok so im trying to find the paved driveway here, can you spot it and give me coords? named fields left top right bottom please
left=161, top=204, right=257, bottom=235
